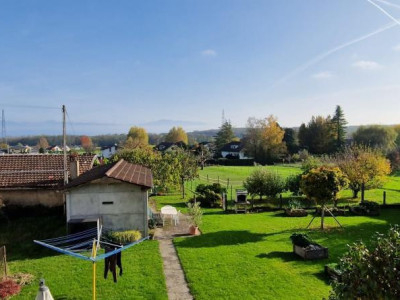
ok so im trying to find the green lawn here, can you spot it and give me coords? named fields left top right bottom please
left=189, top=165, right=400, bottom=205
left=172, top=208, right=400, bottom=299
left=1, top=217, right=167, bottom=300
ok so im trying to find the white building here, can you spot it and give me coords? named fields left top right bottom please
left=65, top=159, right=152, bottom=236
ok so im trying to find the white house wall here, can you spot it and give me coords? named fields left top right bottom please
left=66, top=180, right=148, bottom=236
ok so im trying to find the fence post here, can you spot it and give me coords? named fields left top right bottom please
left=383, top=191, right=386, bottom=206
left=227, top=178, right=230, bottom=188
left=207, top=174, right=209, bottom=182
left=361, top=183, right=365, bottom=203
left=279, top=194, right=283, bottom=209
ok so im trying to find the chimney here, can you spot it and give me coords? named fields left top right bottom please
left=69, top=155, right=80, bottom=180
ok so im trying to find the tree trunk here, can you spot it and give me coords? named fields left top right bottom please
left=181, top=177, right=185, bottom=199
left=352, top=189, right=359, bottom=198
left=320, top=205, right=325, bottom=230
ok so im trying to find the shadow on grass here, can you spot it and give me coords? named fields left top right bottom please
left=256, top=251, right=298, bottom=262
left=0, top=216, right=67, bottom=261
left=55, top=296, right=81, bottom=300
left=175, top=230, right=270, bottom=248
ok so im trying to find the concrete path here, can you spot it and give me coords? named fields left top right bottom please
left=154, top=213, right=194, bottom=300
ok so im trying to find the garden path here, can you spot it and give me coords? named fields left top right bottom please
left=154, top=213, right=193, bottom=300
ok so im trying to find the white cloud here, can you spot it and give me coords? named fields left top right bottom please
left=352, top=60, right=382, bottom=70
left=201, top=49, right=217, bottom=57
left=393, top=44, right=400, bottom=51
left=312, top=71, right=333, bottom=79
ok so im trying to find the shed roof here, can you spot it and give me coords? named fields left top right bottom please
left=0, top=154, right=96, bottom=189
left=65, top=159, right=153, bottom=189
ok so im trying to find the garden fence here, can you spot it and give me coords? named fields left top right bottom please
left=0, top=245, right=7, bottom=279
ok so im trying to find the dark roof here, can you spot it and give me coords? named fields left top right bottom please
left=0, top=154, right=96, bottom=189
left=154, top=142, right=174, bottom=151
left=220, top=141, right=243, bottom=153
left=65, top=159, right=153, bottom=189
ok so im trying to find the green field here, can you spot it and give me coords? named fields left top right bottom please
left=173, top=208, right=400, bottom=299
left=185, top=165, right=400, bottom=206
left=1, top=217, right=167, bottom=300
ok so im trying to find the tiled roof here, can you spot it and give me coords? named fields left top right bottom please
left=65, top=159, right=153, bottom=189
left=0, top=154, right=96, bottom=189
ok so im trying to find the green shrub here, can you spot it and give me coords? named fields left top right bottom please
left=107, top=230, right=142, bottom=245
left=330, top=226, right=400, bottom=299
left=290, top=233, right=314, bottom=247
left=286, top=174, right=302, bottom=196
left=195, top=183, right=226, bottom=208
left=244, top=168, right=285, bottom=200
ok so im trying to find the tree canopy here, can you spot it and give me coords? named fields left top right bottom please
left=165, top=126, right=188, bottom=144
left=331, top=105, right=347, bottom=151
left=300, top=166, right=348, bottom=229
left=125, top=126, right=149, bottom=149
left=298, top=116, right=335, bottom=154
left=334, top=145, right=391, bottom=198
left=243, top=115, right=286, bottom=164
left=37, top=136, right=49, bottom=150
left=80, top=135, right=94, bottom=153
left=214, top=121, right=235, bottom=152
left=353, top=125, right=397, bottom=153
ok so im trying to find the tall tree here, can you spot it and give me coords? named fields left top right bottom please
left=37, top=136, right=49, bottom=150
left=81, top=135, right=94, bottom=153
left=298, top=116, right=335, bottom=154
left=243, top=115, right=286, bottom=164
left=125, top=126, right=149, bottom=149
left=331, top=105, right=347, bottom=151
left=353, top=125, right=397, bottom=153
left=283, top=128, right=298, bottom=154
left=165, top=126, right=188, bottom=144
left=335, top=145, right=391, bottom=198
left=214, top=121, right=235, bottom=152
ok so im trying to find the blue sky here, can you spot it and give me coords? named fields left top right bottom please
left=1, top=0, right=400, bottom=136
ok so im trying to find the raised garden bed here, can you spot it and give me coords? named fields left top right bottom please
left=293, top=244, right=328, bottom=260
left=290, top=233, right=328, bottom=260
left=350, top=201, right=380, bottom=216
left=315, top=207, right=347, bottom=216
left=285, top=208, right=308, bottom=217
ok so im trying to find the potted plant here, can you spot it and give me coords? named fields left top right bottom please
left=187, top=202, right=202, bottom=235
left=290, top=233, right=328, bottom=260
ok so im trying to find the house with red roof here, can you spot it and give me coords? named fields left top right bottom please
left=0, top=154, right=96, bottom=207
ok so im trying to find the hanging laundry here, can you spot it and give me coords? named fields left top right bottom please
left=104, top=247, right=123, bottom=283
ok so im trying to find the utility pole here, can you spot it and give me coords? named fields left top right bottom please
left=1, top=109, right=8, bottom=154
left=62, top=105, right=68, bottom=185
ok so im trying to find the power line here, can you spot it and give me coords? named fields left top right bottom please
left=0, top=103, right=60, bottom=110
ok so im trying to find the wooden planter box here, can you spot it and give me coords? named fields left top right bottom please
left=293, top=244, right=328, bottom=260
left=285, top=209, right=308, bottom=217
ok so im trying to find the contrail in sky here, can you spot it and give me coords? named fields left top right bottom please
left=374, top=0, right=400, bottom=10
left=270, top=21, right=397, bottom=88
left=367, top=0, right=400, bottom=25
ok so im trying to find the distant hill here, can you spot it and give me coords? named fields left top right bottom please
left=2, top=125, right=390, bottom=146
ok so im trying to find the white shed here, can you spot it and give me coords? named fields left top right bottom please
left=65, top=159, right=153, bottom=236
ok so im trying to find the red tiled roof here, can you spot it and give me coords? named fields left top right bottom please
left=0, top=154, right=96, bottom=189
left=65, top=159, right=153, bottom=189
